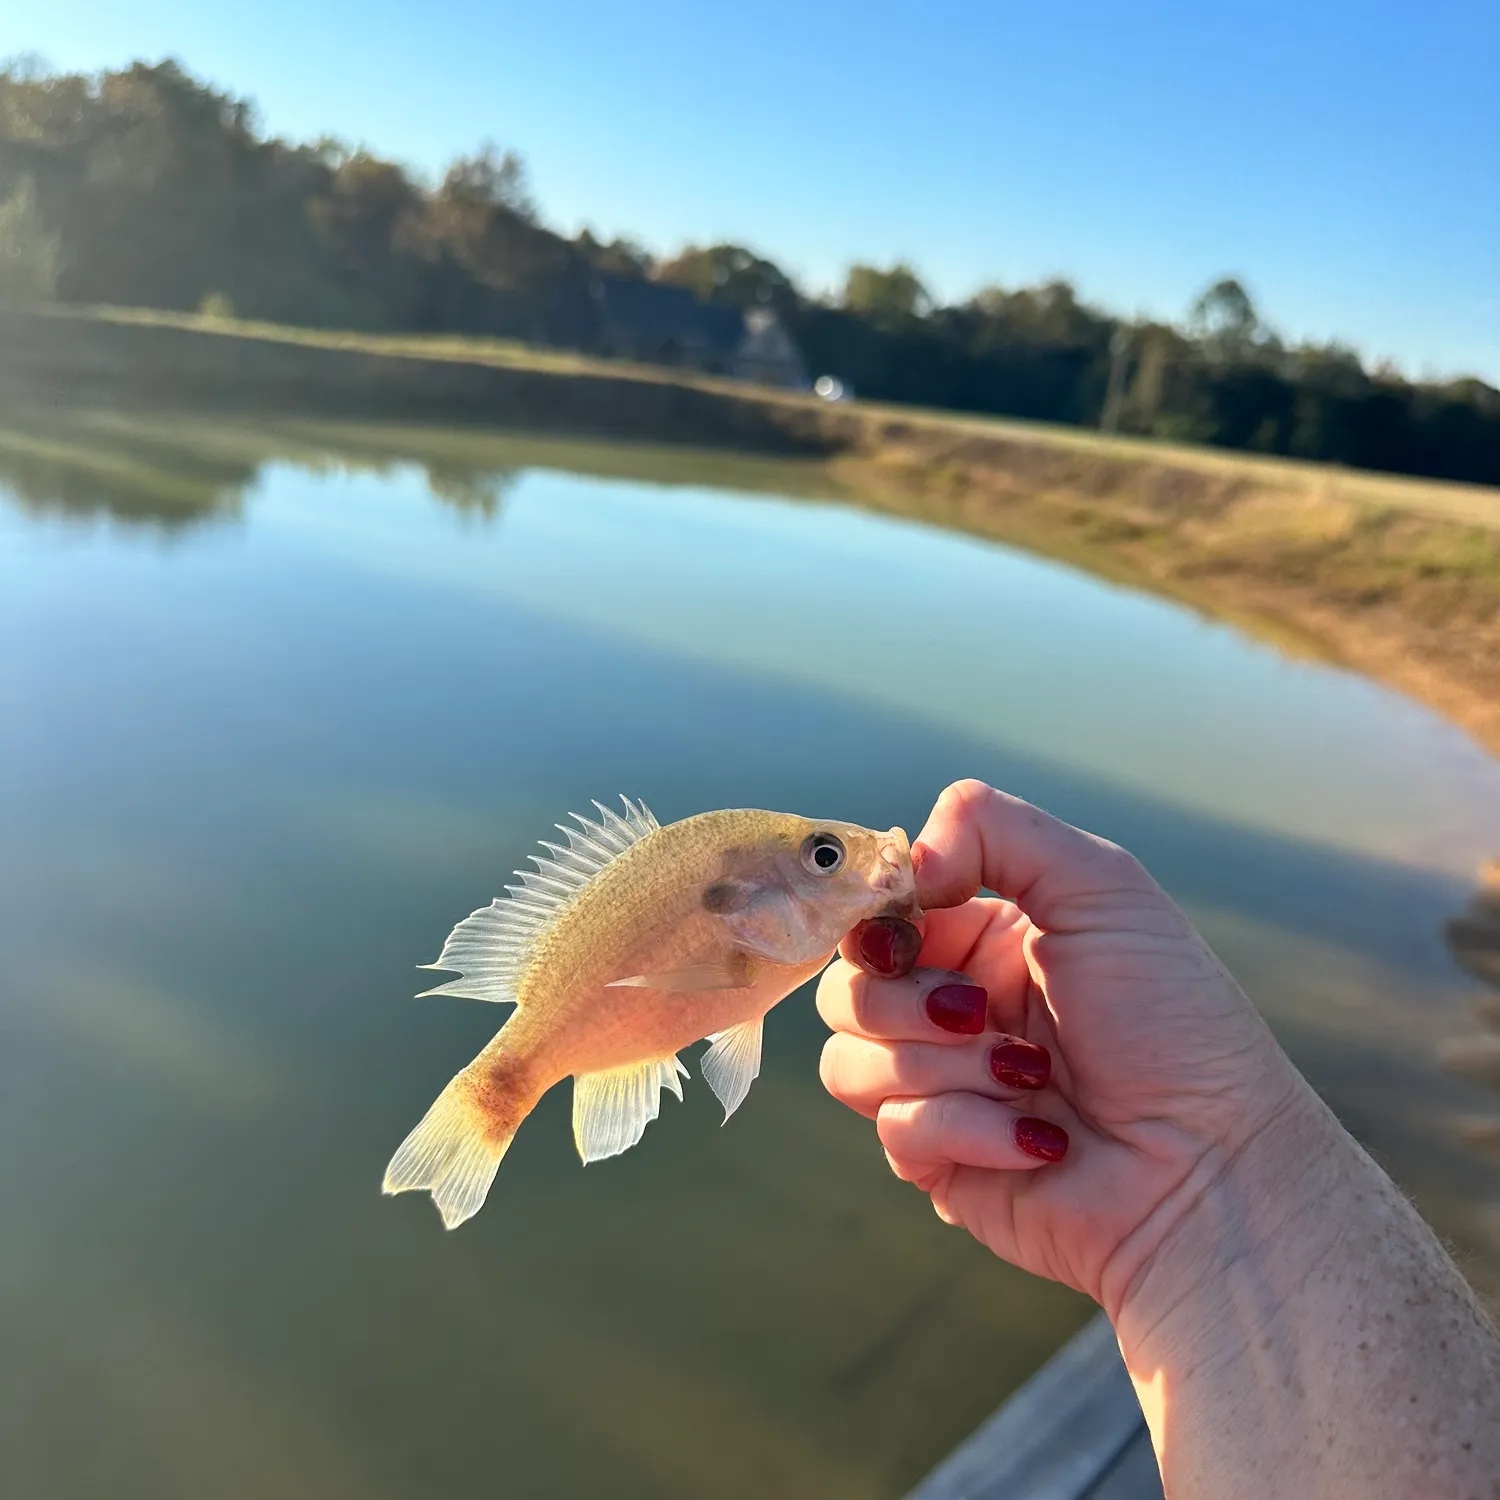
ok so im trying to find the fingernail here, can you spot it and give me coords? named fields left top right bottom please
left=854, top=916, right=922, bottom=978
left=990, top=1039, right=1051, bottom=1090
left=925, top=983, right=988, bottom=1034
left=1014, top=1116, right=1069, bottom=1162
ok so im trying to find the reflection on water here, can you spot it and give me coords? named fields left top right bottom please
left=0, top=405, right=526, bottom=528
left=1441, top=868, right=1500, bottom=1182
left=1446, top=864, right=1500, bottom=992
left=0, top=404, right=848, bottom=530
left=5, top=405, right=1500, bottom=1500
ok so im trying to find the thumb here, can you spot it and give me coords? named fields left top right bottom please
left=913, top=780, right=1162, bottom=931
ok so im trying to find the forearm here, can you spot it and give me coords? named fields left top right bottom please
left=1108, top=1085, right=1500, bottom=1500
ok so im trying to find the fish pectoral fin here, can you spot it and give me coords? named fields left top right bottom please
left=701, top=1017, right=765, bottom=1123
left=573, top=1055, right=690, bottom=1164
left=605, top=951, right=753, bottom=992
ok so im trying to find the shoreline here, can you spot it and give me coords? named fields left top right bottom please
left=3, top=303, right=1497, bottom=759
left=836, top=440, right=1500, bottom=761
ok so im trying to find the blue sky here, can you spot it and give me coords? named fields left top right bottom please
left=8, top=0, right=1499, bottom=381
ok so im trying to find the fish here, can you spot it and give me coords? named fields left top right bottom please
left=382, top=797, right=917, bottom=1228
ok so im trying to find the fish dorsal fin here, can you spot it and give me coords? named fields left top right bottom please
left=701, top=1017, right=765, bottom=1122
left=416, top=796, right=660, bottom=1002
left=573, top=1055, right=690, bottom=1163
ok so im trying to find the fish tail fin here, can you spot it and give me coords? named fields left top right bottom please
left=382, top=1064, right=525, bottom=1229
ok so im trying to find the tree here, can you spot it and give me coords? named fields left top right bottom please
left=0, top=57, right=1495, bottom=485
left=0, top=176, right=58, bottom=304
left=416, top=143, right=580, bottom=332
left=969, top=278, right=1104, bottom=348
left=439, top=142, right=536, bottom=222
left=656, top=242, right=796, bottom=316
left=575, top=230, right=655, bottom=278
left=1188, top=276, right=1259, bottom=359
left=311, top=152, right=420, bottom=268
left=1120, top=323, right=1182, bottom=431
left=842, top=261, right=929, bottom=322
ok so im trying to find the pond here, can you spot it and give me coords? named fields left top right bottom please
left=5, top=407, right=1500, bottom=1500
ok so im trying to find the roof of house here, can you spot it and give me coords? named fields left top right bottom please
left=590, top=274, right=745, bottom=353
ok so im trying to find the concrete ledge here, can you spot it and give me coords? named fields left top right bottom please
left=904, top=1315, right=1161, bottom=1500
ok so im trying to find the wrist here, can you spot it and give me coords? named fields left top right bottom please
left=1099, top=1066, right=1500, bottom=1497
left=1102, top=1071, right=1349, bottom=1357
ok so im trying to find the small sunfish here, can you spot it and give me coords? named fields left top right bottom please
left=383, top=798, right=917, bottom=1227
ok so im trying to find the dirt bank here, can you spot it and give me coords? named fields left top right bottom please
left=833, top=429, right=1500, bottom=759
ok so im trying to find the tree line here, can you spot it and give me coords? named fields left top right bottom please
left=2, top=58, right=1497, bottom=486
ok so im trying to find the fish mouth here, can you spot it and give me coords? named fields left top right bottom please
left=873, top=826, right=921, bottom=919
left=880, top=825, right=911, bottom=864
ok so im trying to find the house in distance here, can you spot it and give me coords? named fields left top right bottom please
left=588, top=274, right=809, bottom=390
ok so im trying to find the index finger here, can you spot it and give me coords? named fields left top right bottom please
left=913, top=780, right=1160, bottom=930
left=817, top=961, right=994, bottom=1044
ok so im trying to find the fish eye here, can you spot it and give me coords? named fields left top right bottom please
left=801, top=833, right=846, bottom=876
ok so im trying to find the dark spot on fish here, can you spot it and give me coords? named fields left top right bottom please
left=702, top=882, right=744, bottom=914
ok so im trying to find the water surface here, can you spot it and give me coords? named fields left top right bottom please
left=4, top=408, right=1500, bottom=1500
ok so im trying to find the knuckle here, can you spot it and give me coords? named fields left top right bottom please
left=820, top=1034, right=891, bottom=1106
left=924, top=1092, right=959, bottom=1138
left=1091, top=836, right=1155, bottom=889
left=874, top=1101, right=906, bottom=1150
left=925, top=1091, right=981, bottom=1153
left=881, top=1093, right=932, bottom=1145
left=940, top=778, right=995, bottom=822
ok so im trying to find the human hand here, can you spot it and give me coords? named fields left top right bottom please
left=818, top=780, right=1312, bottom=1314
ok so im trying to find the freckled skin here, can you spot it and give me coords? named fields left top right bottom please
left=460, top=810, right=915, bottom=1145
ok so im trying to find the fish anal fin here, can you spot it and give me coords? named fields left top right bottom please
left=573, top=1056, right=690, bottom=1164
left=701, top=1017, right=765, bottom=1122
left=605, top=951, right=753, bottom=992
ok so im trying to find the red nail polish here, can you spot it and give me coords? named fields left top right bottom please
left=854, top=917, right=921, bottom=977
left=1014, top=1116, right=1069, bottom=1162
left=990, top=1039, right=1050, bottom=1090
left=925, top=983, right=987, bottom=1034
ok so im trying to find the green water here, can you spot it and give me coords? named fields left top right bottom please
left=4, top=407, right=1500, bottom=1500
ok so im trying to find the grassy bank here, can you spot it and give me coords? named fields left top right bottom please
left=4, top=304, right=1499, bottom=756
left=834, top=425, right=1500, bottom=759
